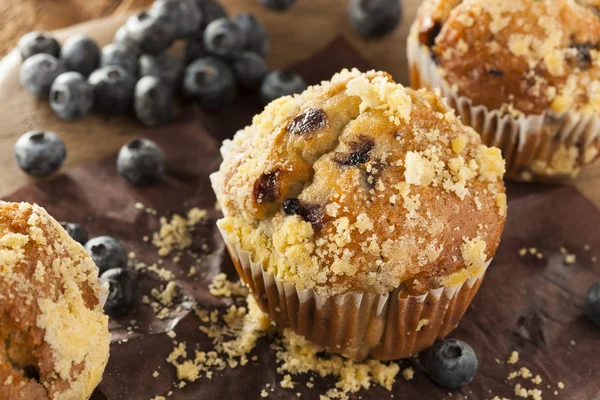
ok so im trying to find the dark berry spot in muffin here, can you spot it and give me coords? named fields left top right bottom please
left=298, top=203, right=327, bottom=231
left=487, top=69, right=504, bottom=77
left=23, top=364, right=41, bottom=382
left=253, top=170, right=280, bottom=204
left=418, top=20, right=442, bottom=49
left=283, top=198, right=301, bottom=215
left=334, top=135, right=375, bottom=166
left=570, top=42, right=594, bottom=70
left=286, top=108, right=328, bottom=135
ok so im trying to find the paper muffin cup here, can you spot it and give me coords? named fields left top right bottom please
left=407, top=33, right=600, bottom=182
left=216, top=225, right=489, bottom=361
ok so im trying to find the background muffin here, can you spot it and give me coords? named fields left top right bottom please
left=0, top=202, right=110, bottom=400
left=212, top=68, right=507, bottom=360
left=408, top=0, right=600, bottom=181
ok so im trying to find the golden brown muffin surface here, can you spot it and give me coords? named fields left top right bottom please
left=0, top=202, right=110, bottom=400
left=214, top=69, right=507, bottom=297
left=413, top=0, right=600, bottom=115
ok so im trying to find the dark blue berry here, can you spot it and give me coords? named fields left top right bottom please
left=117, top=138, right=165, bottom=185
left=125, top=11, right=177, bottom=55
left=283, top=198, right=300, bottom=215
left=60, top=34, right=101, bottom=77
left=195, top=0, right=228, bottom=30
left=14, top=131, right=66, bottom=178
left=348, top=0, right=402, bottom=38
left=49, top=72, right=94, bottom=120
left=59, top=222, right=88, bottom=245
left=233, top=13, right=269, bottom=56
left=231, top=52, right=268, bottom=90
left=425, top=339, right=478, bottom=389
left=18, top=31, right=60, bottom=60
left=184, top=37, right=206, bottom=64
left=134, top=76, right=173, bottom=126
left=183, top=57, right=236, bottom=109
left=584, top=281, right=600, bottom=327
left=85, top=236, right=128, bottom=275
left=139, top=53, right=183, bottom=90
left=88, top=66, right=137, bottom=115
left=19, top=53, right=66, bottom=99
left=100, top=268, right=138, bottom=316
left=113, top=26, right=142, bottom=56
left=258, top=0, right=296, bottom=11
left=151, top=0, right=202, bottom=38
left=101, top=43, right=139, bottom=75
left=259, top=70, right=306, bottom=104
left=203, top=18, right=245, bottom=60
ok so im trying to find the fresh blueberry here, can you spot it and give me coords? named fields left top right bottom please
left=113, top=26, right=142, bottom=56
left=139, top=53, right=183, bottom=90
left=49, top=72, right=94, bottom=120
left=88, top=66, right=137, bottom=115
left=259, top=69, right=306, bottom=104
left=101, top=43, right=139, bottom=75
left=85, top=236, right=128, bottom=275
left=117, top=138, right=165, bottom=185
left=184, top=37, right=206, bottom=64
left=183, top=57, right=236, bottom=109
left=584, top=281, right=600, bottom=327
left=231, top=52, right=268, bottom=90
left=60, top=34, right=101, bottom=77
left=203, top=18, right=245, bottom=60
left=424, top=339, right=478, bottom=389
left=59, top=222, right=88, bottom=245
left=18, top=31, right=60, bottom=60
left=195, top=0, right=228, bottom=30
left=258, top=0, right=296, bottom=11
left=134, top=76, right=173, bottom=127
left=233, top=13, right=269, bottom=56
left=125, top=10, right=177, bottom=55
left=14, top=131, right=66, bottom=177
left=151, top=0, right=202, bottom=38
left=100, top=268, right=138, bottom=316
left=19, top=53, right=66, bottom=99
left=348, top=0, right=402, bottom=38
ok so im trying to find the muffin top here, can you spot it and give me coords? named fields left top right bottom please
left=0, top=202, right=110, bottom=400
left=412, top=0, right=600, bottom=116
left=213, top=69, right=506, bottom=297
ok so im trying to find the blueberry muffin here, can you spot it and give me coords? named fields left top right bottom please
left=211, top=69, right=507, bottom=360
left=408, top=0, right=600, bottom=181
left=0, top=202, right=110, bottom=399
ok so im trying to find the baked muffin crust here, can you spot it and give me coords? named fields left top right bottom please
left=0, top=202, right=110, bottom=400
left=214, top=69, right=506, bottom=297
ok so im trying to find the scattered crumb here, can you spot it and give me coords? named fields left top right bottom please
left=153, top=371, right=159, bottom=378
left=261, top=389, right=269, bottom=397
left=507, top=351, right=519, bottom=365
left=518, top=248, right=527, bottom=257
left=209, top=273, right=249, bottom=297
left=564, top=254, right=576, bottom=265
left=558, top=382, right=565, bottom=390
left=402, top=367, right=414, bottom=381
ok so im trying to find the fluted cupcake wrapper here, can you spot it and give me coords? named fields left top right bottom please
left=407, top=33, right=600, bottom=182
left=217, top=225, right=489, bottom=361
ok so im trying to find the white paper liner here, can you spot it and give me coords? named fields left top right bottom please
left=217, top=225, right=490, bottom=361
left=406, top=33, right=600, bottom=181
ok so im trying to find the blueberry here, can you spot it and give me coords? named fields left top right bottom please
left=117, top=138, right=165, bottom=185
left=59, top=222, right=88, bottom=245
left=113, top=26, right=142, bottom=56
left=125, top=11, right=177, bottom=55
left=151, top=0, right=202, bottom=38
left=425, top=339, right=478, bottom=389
left=134, top=76, right=173, bottom=127
left=139, top=53, right=183, bottom=90
left=19, top=53, right=66, bottom=99
left=183, top=57, right=236, bottom=109
left=348, top=0, right=402, bottom=38
left=60, top=34, right=101, bottom=77
left=184, top=37, right=206, bottom=64
left=18, top=31, right=60, bottom=60
left=203, top=18, right=245, bottom=60
left=195, top=0, right=228, bottom=30
left=100, top=268, right=138, bottom=316
left=101, top=43, right=139, bottom=75
left=283, top=198, right=300, bottom=215
left=258, top=0, right=296, bottom=11
left=584, top=281, right=600, bottom=327
left=85, top=236, right=128, bottom=275
left=233, top=13, right=269, bottom=56
left=88, top=66, right=137, bottom=115
left=49, top=72, right=94, bottom=120
left=259, top=70, right=306, bottom=104
left=14, top=131, right=66, bottom=178
left=231, top=52, right=268, bottom=90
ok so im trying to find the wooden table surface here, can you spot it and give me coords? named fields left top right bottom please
left=1, top=0, right=600, bottom=204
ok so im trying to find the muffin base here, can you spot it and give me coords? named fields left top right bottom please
left=407, top=34, right=600, bottom=182
left=218, top=226, right=489, bottom=361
